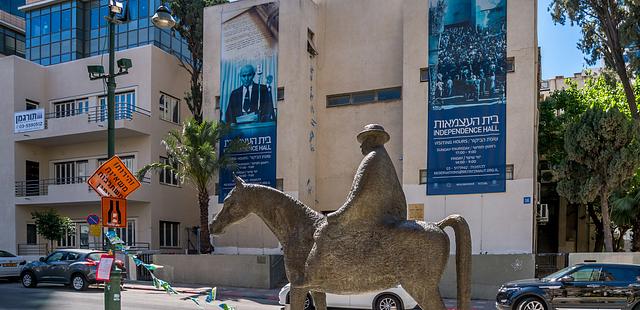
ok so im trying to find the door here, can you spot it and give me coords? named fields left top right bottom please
left=550, top=265, right=604, bottom=309
left=599, top=266, right=639, bottom=309
left=26, top=224, right=37, bottom=245
left=25, top=161, right=39, bottom=196
left=38, top=251, right=65, bottom=282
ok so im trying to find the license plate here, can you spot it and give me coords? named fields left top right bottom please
left=1, top=263, right=17, bottom=267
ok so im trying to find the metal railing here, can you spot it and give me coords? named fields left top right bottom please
left=15, top=176, right=150, bottom=197
left=535, top=253, right=569, bottom=278
left=17, top=243, right=48, bottom=256
left=17, top=242, right=151, bottom=256
left=15, top=176, right=90, bottom=197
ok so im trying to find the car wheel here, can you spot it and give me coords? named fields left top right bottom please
left=21, top=271, right=37, bottom=288
left=286, top=292, right=314, bottom=310
left=304, top=294, right=314, bottom=310
left=375, top=294, right=403, bottom=310
left=516, top=297, right=546, bottom=310
left=70, top=274, right=88, bottom=291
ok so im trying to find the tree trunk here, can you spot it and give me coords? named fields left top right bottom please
left=198, top=188, right=212, bottom=253
left=633, top=216, right=640, bottom=252
left=601, top=190, right=614, bottom=252
left=587, top=204, right=604, bottom=252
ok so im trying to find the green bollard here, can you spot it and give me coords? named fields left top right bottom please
left=104, top=266, right=122, bottom=310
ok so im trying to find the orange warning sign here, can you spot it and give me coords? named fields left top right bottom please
left=101, top=197, right=127, bottom=228
left=88, top=156, right=141, bottom=199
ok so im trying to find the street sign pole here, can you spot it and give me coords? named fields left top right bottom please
left=105, top=5, right=119, bottom=310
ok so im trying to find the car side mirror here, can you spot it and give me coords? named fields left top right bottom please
left=39, top=257, right=45, bottom=262
left=560, top=275, right=574, bottom=282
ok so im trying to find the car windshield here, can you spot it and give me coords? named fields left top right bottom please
left=88, top=252, right=107, bottom=261
left=0, top=250, right=16, bottom=257
left=543, top=266, right=579, bottom=281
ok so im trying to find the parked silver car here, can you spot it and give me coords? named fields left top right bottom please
left=0, top=250, right=26, bottom=280
left=20, top=249, right=125, bottom=291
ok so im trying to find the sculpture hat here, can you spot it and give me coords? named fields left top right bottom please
left=357, top=124, right=390, bottom=145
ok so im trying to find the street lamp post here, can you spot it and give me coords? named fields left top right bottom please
left=87, top=1, right=132, bottom=309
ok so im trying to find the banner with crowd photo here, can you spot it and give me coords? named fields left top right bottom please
left=426, top=0, right=507, bottom=195
left=218, top=1, right=279, bottom=202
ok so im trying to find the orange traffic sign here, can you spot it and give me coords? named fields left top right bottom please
left=88, top=156, right=141, bottom=198
left=101, top=197, right=127, bottom=228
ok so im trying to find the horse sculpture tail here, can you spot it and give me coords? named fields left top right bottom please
left=437, top=215, right=471, bottom=310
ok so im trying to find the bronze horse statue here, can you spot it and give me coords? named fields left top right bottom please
left=210, top=175, right=471, bottom=310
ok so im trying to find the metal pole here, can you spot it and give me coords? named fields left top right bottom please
left=104, top=9, right=122, bottom=310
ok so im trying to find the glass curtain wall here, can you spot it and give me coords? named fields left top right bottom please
left=25, top=0, right=191, bottom=66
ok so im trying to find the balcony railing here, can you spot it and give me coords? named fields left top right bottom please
left=15, top=176, right=150, bottom=197
left=15, top=176, right=90, bottom=197
left=44, top=105, right=151, bottom=123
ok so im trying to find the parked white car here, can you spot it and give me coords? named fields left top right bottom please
left=0, top=250, right=26, bottom=280
left=278, top=283, right=418, bottom=310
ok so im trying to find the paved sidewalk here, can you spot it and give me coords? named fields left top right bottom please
left=124, top=281, right=495, bottom=309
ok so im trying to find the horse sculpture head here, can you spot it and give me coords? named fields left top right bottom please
left=210, top=175, right=253, bottom=235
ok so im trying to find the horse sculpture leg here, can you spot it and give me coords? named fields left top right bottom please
left=310, top=291, right=326, bottom=310
left=290, top=286, right=307, bottom=310
left=400, top=280, right=446, bottom=310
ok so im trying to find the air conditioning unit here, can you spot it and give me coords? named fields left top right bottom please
left=540, top=170, right=554, bottom=183
left=536, top=203, right=549, bottom=224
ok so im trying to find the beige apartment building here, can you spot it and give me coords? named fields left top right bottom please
left=0, top=45, right=200, bottom=255
left=203, top=0, right=539, bottom=256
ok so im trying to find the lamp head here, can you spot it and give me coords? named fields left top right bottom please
left=117, top=58, right=133, bottom=72
left=108, top=0, right=124, bottom=14
left=87, top=65, right=105, bottom=79
left=152, top=5, right=176, bottom=29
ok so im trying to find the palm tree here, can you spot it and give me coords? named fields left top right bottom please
left=611, top=188, right=640, bottom=251
left=137, top=118, right=243, bottom=253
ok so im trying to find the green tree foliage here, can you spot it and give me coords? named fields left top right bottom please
left=611, top=171, right=640, bottom=251
left=539, top=76, right=630, bottom=169
left=557, top=107, right=640, bottom=251
left=166, top=0, right=228, bottom=122
left=137, top=119, right=245, bottom=253
left=549, top=0, right=640, bottom=120
left=31, top=209, right=76, bottom=252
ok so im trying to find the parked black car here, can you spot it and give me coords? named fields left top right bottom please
left=20, top=249, right=126, bottom=291
left=496, top=263, right=640, bottom=310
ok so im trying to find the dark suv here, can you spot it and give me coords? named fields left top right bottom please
left=20, top=249, right=125, bottom=291
left=496, top=263, right=640, bottom=310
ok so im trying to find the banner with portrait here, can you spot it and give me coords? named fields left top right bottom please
left=427, top=0, right=507, bottom=195
left=218, top=1, right=279, bottom=202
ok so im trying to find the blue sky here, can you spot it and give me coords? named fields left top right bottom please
left=537, top=0, right=594, bottom=79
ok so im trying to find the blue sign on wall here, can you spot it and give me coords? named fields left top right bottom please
left=218, top=1, right=280, bottom=202
left=427, top=0, right=507, bottom=195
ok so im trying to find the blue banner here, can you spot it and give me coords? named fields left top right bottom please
left=427, top=0, right=507, bottom=195
left=218, top=2, right=279, bottom=202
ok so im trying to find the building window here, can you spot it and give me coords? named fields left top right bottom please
left=506, top=164, right=514, bottom=180
left=26, top=100, right=39, bottom=110
left=53, top=98, right=88, bottom=118
left=109, top=220, right=136, bottom=246
left=276, top=178, right=284, bottom=191
left=98, top=91, right=136, bottom=121
left=159, top=93, right=180, bottom=123
left=159, top=156, right=179, bottom=186
left=326, top=87, right=402, bottom=107
left=54, top=160, right=88, bottom=184
left=98, top=155, right=135, bottom=173
left=159, top=221, right=179, bottom=247
left=27, top=224, right=37, bottom=245
left=419, top=169, right=427, bottom=185
left=57, top=225, right=76, bottom=248
left=277, top=87, right=285, bottom=101
left=215, top=96, right=220, bottom=110
left=506, top=57, right=515, bottom=73
left=420, top=67, right=429, bottom=82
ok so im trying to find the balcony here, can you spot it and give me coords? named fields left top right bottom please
left=14, top=105, right=153, bottom=146
left=15, top=176, right=152, bottom=205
